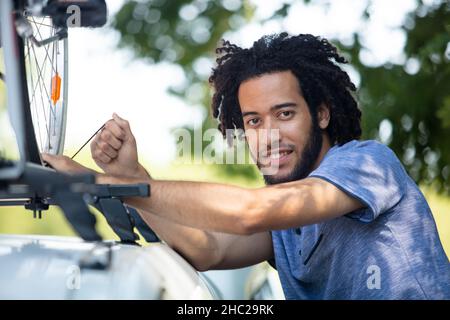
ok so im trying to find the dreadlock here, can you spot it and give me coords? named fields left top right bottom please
left=209, top=33, right=361, bottom=145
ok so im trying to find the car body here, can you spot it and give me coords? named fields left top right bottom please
left=0, top=234, right=220, bottom=299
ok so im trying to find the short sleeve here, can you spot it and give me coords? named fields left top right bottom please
left=308, top=140, right=407, bottom=222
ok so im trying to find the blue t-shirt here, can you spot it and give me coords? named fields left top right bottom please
left=271, top=140, right=450, bottom=299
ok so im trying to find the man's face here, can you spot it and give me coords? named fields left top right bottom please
left=238, top=70, right=323, bottom=184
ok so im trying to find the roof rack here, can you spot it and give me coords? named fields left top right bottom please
left=0, top=162, right=158, bottom=244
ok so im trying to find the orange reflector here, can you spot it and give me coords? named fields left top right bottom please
left=51, top=73, right=61, bottom=105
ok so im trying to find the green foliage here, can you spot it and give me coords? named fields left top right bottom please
left=112, top=0, right=255, bottom=130
left=112, top=0, right=254, bottom=74
left=350, top=1, right=450, bottom=193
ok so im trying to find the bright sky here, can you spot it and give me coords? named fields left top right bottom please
left=64, top=0, right=418, bottom=165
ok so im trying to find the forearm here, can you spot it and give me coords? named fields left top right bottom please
left=137, top=209, right=220, bottom=271
left=97, top=174, right=257, bottom=235
left=133, top=180, right=255, bottom=234
left=137, top=208, right=273, bottom=271
left=96, top=171, right=350, bottom=234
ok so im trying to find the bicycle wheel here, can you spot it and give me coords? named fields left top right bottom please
left=23, top=15, right=68, bottom=155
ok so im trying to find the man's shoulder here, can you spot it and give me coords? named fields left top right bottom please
left=326, top=139, right=399, bottom=163
left=311, top=139, right=406, bottom=181
left=333, top=139, right=390, bottom=153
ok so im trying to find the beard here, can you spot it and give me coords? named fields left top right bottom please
left=262, top=119, right=323, bottom=185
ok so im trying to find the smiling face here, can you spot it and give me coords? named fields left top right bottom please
left=238, top=70, right=330, bottom=184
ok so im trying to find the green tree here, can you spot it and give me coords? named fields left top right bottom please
left=112, top=0, right=450, bottom=193
left=348, top=1, right=450, bottom=193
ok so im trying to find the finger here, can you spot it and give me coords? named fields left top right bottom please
left=104, top=119, right=126, bottom=141
left=96, top=140, right=118, bottom=159
left=91, top=136, right=118, bottom=158
left=41, top=153, right=70, bottom=172
left=41, top=153, right=51, bottom=162
left=41, top=153, right=59, bottom=166
left=93, top=149, right=112, bottom=164
left=99, top=129, right=122, bottom=150
left=90, top=135, right=101, bottom=157
left=41, top=153, right=53, bottom=168
left=112, top=113, right=133, bottom=136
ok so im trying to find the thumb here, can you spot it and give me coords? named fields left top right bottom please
left=41, top=153, right=54, bottom=163
left=41, top=153, right=58, bottom=169
left=112, top=113, right=133, bottom=137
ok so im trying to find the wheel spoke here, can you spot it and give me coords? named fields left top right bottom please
left=27, top=20, right=53, bottom=28
left=31, top=16, right=58, bottom=75
left=30, top=43, right=51, bottom=140
left=30, top=43, right=56, bottom=120
left=24, top=15, right=66, bottom=154
left=26, top=40, right=44, bottom=150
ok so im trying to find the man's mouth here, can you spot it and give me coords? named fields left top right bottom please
left=259, top=148, right=294, bottom=167
left=268, top=149, right=293, bottom=160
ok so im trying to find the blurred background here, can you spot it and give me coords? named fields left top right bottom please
left=0, top=0, right=449, bottom=299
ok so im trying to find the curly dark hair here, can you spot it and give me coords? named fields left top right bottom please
left=209, top=33, right=362, bottom=145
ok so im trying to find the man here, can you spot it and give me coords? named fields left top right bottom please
left=43, top=33, right=450, bottom=299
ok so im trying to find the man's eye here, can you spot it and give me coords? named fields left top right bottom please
left=247, top=118, right=260, bottom=126
left=279, top=111, right=294, bottom=119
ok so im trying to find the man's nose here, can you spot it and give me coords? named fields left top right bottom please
left=260, top=118, right=281, bottom=153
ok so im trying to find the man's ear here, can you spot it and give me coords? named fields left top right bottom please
left=317, top=103, right=331, bottom=129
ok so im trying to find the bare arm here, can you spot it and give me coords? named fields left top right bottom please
left=44, top=152, right=364, bottom=237
left=136, top=209, right=273, bottom=271
left=96, top=174, right=363, bottom=235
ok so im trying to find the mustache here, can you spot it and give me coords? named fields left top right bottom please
left=256, top=144, right=296, bottom=158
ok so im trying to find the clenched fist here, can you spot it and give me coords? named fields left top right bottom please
left=90, top=113, right=148, bottom=178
